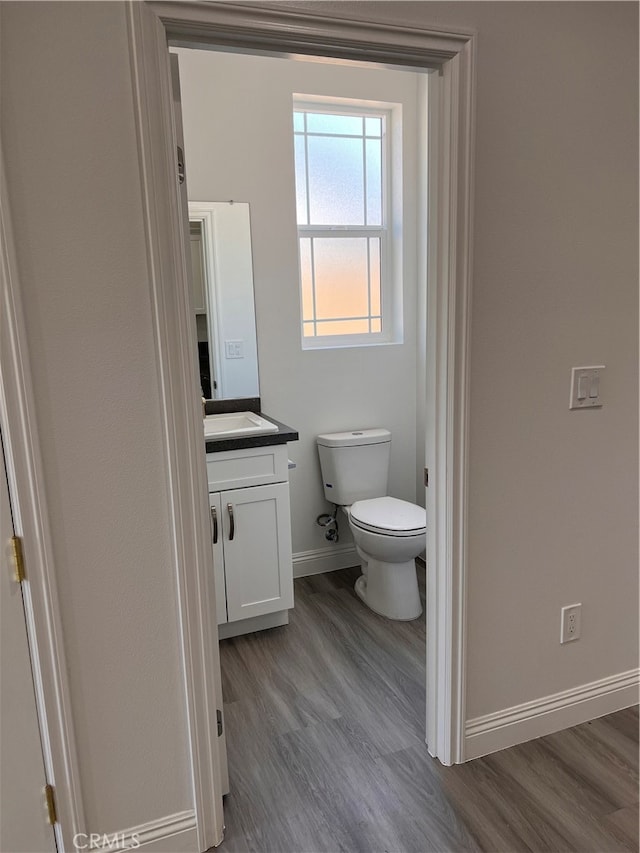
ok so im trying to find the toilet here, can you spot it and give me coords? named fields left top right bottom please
left=316, top=429, right=425, bottom=621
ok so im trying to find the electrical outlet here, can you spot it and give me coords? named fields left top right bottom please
left=560, top=603, right=582, bottom=643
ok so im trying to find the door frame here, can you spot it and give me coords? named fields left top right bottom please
left=1, top=150, right=84, bottom=851
left=128, top=0, right=475, bottom=807
left=1, top=3, right=475, bottom=851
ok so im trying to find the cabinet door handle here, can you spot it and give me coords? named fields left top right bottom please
left=210, top=505, right=218, bottom=544
left=227, top=503, right=235, bottom=541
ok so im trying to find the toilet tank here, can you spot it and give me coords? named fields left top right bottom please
left=316, top=429, right=391, bottom=506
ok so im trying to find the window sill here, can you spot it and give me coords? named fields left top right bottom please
left=301, top=336, right=403, bottom=351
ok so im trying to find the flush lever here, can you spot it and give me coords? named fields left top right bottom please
left=227, top=503, right=235, bottom=541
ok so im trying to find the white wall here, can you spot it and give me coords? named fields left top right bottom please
left=295, top=1, right=640, bottom=719
left=174, top=48, right=421, bottom=559
left=1, top=0, right=192, bottom=835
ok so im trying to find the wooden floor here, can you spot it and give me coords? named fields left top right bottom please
left=218, top=566, right=639, bottom=852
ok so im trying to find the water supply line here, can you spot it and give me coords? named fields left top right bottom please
left=316, top=505, right=339, bottom=542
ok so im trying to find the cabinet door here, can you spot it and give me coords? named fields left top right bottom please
left=222, top=483, right=293, bottom=622
left=209, top=493, right=228, bottom=624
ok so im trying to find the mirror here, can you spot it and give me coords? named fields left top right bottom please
left=189, top=201, right=260, bottom=400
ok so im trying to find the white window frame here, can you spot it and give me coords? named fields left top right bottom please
left=293, top=96, right=401, bottom=350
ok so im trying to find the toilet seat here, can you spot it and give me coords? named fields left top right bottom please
left=350, top=496, right=426, bottom=537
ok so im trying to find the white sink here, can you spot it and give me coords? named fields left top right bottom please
left=204, top=411, right=279, bottom=439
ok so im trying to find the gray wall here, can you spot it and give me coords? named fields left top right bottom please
left=1, top=0, right=637, bottom=836
left=1, top=0, right=192, bottom=833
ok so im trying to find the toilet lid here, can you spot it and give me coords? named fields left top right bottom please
left=350, top=497, right=426, bottom=537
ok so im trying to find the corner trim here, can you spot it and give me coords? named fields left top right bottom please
left=424, top=33, right=476, bottom=766
left=464, top=668, right=640, bottom=760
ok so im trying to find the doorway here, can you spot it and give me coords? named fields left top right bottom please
left=173, top=40, right=429, bottom=836
left=128, top=3, right=474, bottom=848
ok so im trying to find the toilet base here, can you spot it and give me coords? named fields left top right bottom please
left=354, top=557, right=422, bottom=621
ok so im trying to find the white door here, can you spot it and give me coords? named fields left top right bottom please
left=0, top=434, right=57, bottom=853
left=222, top=483, right=294, bottom=622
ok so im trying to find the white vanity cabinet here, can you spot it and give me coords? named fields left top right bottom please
left=206, top=443, right=294, bottom=637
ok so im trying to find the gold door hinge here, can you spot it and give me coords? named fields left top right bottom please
left=44, top=784, right=57, bottom=825
left=11, top=536, right=25, bottom=582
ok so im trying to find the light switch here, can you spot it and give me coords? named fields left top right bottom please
left=570, top=366, right=605, bottom=410
left=225, top=340, right=244, bottom=359
left=577, top=375, right=589, bottom=400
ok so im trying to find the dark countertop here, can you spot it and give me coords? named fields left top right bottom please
left=204, top=413, right=298, bottom=454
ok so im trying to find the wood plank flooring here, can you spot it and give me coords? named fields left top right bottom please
left=218, top=566, right=639, bottom=852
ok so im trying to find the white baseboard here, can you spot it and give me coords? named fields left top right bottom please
left=464, top=667, right=639, bottom=761
left=87, top=810, right=197, bottom=852
left=293, top=544, right=359, bottom=578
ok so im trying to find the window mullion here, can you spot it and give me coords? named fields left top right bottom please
left=362, top=124, right=368, bottom=228
left=303, top=113, right=311, bottom=227
left=298, top=227, right=384, bottom=237
left=309, top=237, right=318, bottom=338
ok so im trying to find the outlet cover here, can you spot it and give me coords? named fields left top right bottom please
left=570, top=366, right=605, bottom=410
left=560, top=603, right=582, bottom=643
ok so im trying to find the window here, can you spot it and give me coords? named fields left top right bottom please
left=293, top=99, right=399, bottom=348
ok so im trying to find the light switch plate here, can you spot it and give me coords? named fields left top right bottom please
left=225, top=340, right=244, bottom=359
left=570, top=366, right=605, bottom=410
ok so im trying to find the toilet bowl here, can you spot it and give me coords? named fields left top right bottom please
left=346, top=497, right=425, bottom=621
left=316, top=428, right=426, bottom=621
